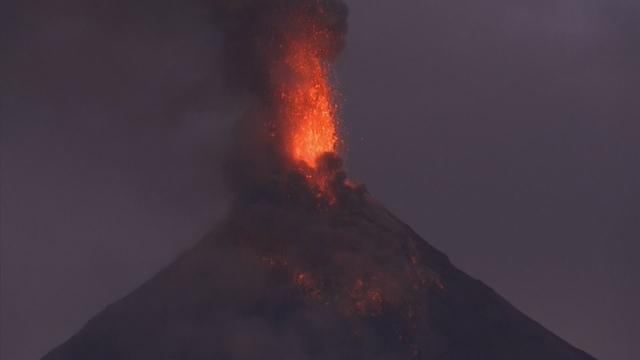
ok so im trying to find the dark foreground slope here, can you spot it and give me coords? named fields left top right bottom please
left=42, top=193, right=596, bottom=360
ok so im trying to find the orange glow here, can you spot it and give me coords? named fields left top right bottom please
left=257, top=252, right=443, bottom=319
left=294, top=272, right=323, bottom=301
left=348, top=278, right=384, bottom=316
left=279, top=28, right=339, bottom=170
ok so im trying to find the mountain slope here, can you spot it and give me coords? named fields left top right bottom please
left=42, top=194, right=596, bottom=360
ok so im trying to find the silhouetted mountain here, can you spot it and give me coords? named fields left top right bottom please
left=42, top=191, right=596, bottom=360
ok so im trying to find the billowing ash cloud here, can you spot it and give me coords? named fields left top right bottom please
left=212, top=0, right=348, bottom=94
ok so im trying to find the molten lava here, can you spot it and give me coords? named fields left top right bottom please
left=278, top=27, right=340, bottom=171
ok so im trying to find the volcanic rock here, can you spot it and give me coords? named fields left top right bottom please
left=42, top=190, right=596, bottom=360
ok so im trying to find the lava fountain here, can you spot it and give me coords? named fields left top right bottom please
left=270, top=15, right=342, bottom=195
left=279, top=29, right=339, bottom=168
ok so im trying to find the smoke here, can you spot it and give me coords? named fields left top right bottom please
left=2, top=0, right=350, bottom=204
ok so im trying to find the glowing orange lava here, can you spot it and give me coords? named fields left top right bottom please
left=279, top=29, right=339, bottom=169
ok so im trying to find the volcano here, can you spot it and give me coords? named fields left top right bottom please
left=42, top=182, right=595, bottom=360
left=42, top=1, right=596, bottom=359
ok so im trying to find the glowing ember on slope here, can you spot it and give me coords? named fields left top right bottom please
left=258, top=250, right=444, bottom=320
left=276, top=22, right=340, bottom=176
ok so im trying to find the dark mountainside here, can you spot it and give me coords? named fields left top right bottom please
left=42, top=181, right=596, bottom=360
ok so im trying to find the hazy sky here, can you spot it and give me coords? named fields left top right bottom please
left=2, top=1, right=638, bottom=360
